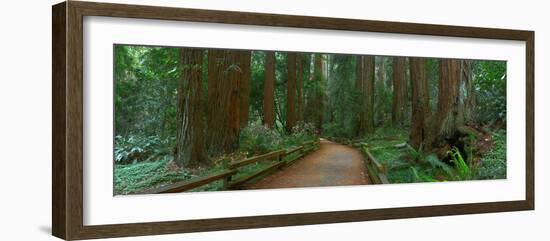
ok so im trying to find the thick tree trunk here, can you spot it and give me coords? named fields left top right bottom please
left=392, top=57, right=407, bottom=126
left=286, top=52, right=297, bottom=133
left=262, top=51, right=276, bottom=128
left=435, top=59, right=462, bottom=142
left=356, top=55, right=375, bottom=136
left=461, top=60, right=474, bottom=123
left=239, top=51, right=252, bottom=128
left=296, top=53, right=304, bottom=125
left=409, top=57, right=429, bottom=150
left=206, top=50, right=241, bottom=154
left=175, top=48, right=206, bottom=167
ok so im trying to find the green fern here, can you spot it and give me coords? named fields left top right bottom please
left=425, top=154, right=454, bottom=177
left=410, top=166, right=438, bottom=182
left=448, top=147, right=471, bottom=180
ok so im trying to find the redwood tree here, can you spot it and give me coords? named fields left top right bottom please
left=356, top=55, right=375, bottom=136
left=206, top=50, right=242, bottom=154
left=392, top=57, right=408, bottom=126
left=262, top=51, right=276, bottom=128
left=174, top=48, right=206, bottom=167
left=239, top=51, right=252, bottom=128
left=434, top=58, right=462, bottom=142
left=409, top=57, right=430, bottom=149
left=461, top=60, right=475, bottom=123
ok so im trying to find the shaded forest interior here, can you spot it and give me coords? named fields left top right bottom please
left=114, top=45, right=507, bottom=195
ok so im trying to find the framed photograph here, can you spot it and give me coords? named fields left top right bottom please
left=52, top=1, right=534, bottom=240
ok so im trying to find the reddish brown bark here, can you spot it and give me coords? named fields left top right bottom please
left=175, top=48, right=206, bottom=167
left=356, top=55, right=375, bottom=136
left=263, top=51, right=276, bottom=128
left=239, top=51, right=252, bottom=128
left=392, top=57, right=408, bottom=126
left=461, top=60, right=474, bottom=123
left=206, top=50, right=241, bottom=154
left=435, top=58, right=462, bottom=141
left=409, top=57, right=429, bottom=150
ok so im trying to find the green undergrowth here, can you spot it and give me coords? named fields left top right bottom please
left=362, top=126, right=507, bottom=184
left=115, top=121, right=315, bottom=195
left=114, top=159, right=189, bottom=195
left=239, top=120, right=316, bottom=156
left=477, top=130, right=506, bottom=180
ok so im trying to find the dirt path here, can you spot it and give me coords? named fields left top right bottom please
left=246, top=139, right=369, bottom=189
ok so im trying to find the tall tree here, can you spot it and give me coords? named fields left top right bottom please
left=409, top=57, right=430, bottom=149
left=206, top=50, right=242, bottom=154
left=286, top=52, right=297, bottom=132
left=461, top=59, right=475, bottom=123
left=296, top=53, right=304, bottom=124
left=239, top=51, right=252, bottom=128
left=392, top=57, right=408, bottom=126
left=174, top=48, right=206, bottom=167
left=434, top=59, right=462, bottom=142
left=356, top=55, right=375, bottom=136
left=262, top=51, right=276, bottom=128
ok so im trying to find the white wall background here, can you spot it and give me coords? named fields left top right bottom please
left=0, top=0, right=547, bottom=240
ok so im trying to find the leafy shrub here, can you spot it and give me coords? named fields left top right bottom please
left=114, top=159, right=190, bottom=195
left=473, top=61, right=507, bottom=124
left=114, top=135, right=174, bottom=164
left=239, top=121, right=283, bottom=155
left=284, top=122, right=316, bottom=146
left=239, top=121, right=315, bottom=156
left=477, top=130, right=506, bottom=179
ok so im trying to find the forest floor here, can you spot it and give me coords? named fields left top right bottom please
left=245, top=139, right=370, bottom=189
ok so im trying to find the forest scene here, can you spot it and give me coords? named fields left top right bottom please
left=114, top=45, right=507, bottom=195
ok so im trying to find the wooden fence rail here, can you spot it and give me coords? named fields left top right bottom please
left=360, top=145, right=389, bottom=184
left=142, top=138, right=320, bottom=194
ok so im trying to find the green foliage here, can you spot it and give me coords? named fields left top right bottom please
left=114, top=160, right=190, bottom=195
left=425, top=154, right=454, bottom=177
left=248, top=51, right=266, bottom=121
left=405, top=143, right=426, bottom=163
left=239, top=121, right=283, bottom=156
left=447, top=147, right=472, bottom=180
left=239, top=120, right=315, bottom=156
left=113, top=45, right=507, bottom=193
left=374, top=57, right=394, bottom=124
left=477, top=130, right=507, bottom=179
left=114, top=45, right=179, bottom=140
left=473, top=61, right=507, bottom=123
left=324, top=55, right=360, bottom=138
left=410, top=166, right=438, bottom=182
left=114, top=135, right=174, bottom=164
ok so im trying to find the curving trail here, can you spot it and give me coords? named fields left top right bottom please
left=246, top=139, right=369, bottom=189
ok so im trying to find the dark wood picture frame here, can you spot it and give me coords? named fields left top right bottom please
left=52, top=1, right=535, bottom=240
